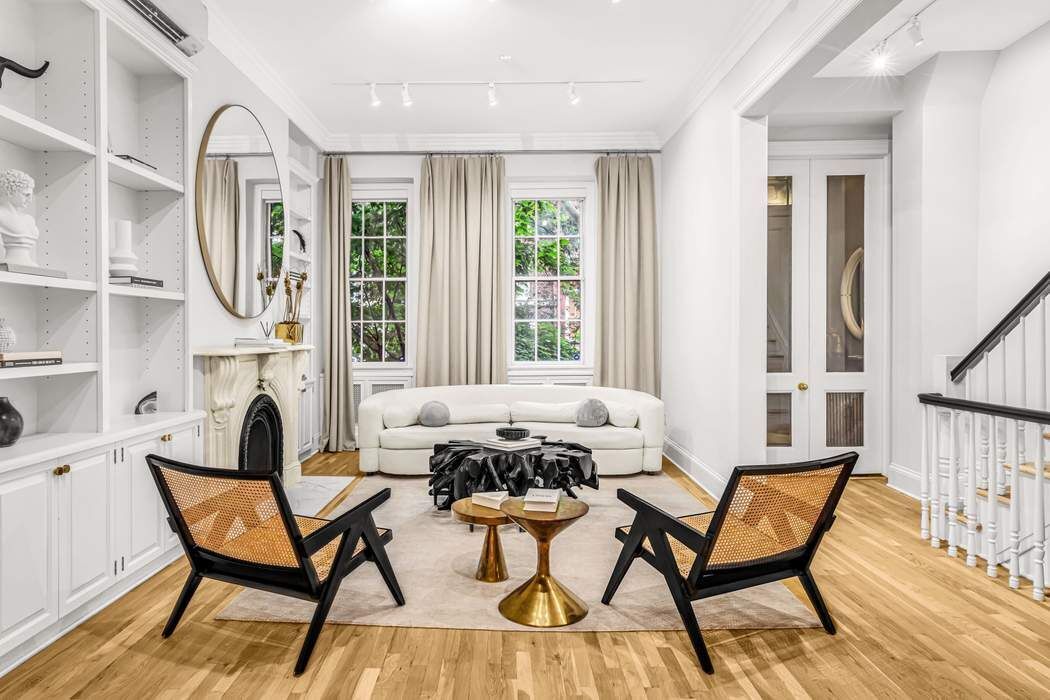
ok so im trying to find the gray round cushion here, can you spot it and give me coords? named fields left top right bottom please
left=419, top=400, right=450, bottom=427
left=576, top=398, right=609, bottom=427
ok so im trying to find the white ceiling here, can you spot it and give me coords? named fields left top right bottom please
left=207, top=0, right=775, bottom=146
left=819, top=0, right=1050, bottom=78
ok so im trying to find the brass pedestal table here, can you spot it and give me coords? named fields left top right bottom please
left=451, top=498, right=511, bottom=582
left=498, top=497, right=589, bottom=627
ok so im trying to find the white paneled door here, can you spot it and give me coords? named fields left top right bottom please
left=766, top=157, right=887, bottom=473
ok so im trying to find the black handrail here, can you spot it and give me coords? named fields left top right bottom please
left=950, top=271, right=1050, bottom=384
left=918, top=392, right=1050, bottom=425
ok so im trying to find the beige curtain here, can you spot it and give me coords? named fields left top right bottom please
left=322, top=156, right=356, bottom=451
left=202, top=159, right=239, bottom=307
left=416, top=155, right=508, bottom=386
left=594, top=155, right=660, bottom=395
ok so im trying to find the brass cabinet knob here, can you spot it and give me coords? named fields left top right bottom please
left=797, top=382, right=809, bottom=391
left=160, top=433, right=173, bottom=442
left=53, top=464, right=71, bottom=476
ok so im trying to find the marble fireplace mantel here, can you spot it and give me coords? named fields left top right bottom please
left=194, top=345, right=314, bottom=485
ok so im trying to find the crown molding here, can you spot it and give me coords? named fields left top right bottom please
left=658, top=0, right=791, bottom=143
left=204, top=1, right=329, bottom=149
left=326, top=131, right=661, bottom=154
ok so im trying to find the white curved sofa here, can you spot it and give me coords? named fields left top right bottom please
left=357, top=384, right=664, bottom=476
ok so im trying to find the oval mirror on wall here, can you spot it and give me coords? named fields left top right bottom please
left=195, top=104, right=285, bottom=318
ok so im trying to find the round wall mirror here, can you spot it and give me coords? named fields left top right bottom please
left=195, top=104, right=285, bottom=318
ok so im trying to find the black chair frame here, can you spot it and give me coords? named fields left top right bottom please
left=146, top=454, right=404, bottom=675
left=602, top=452, right=858, bottom=674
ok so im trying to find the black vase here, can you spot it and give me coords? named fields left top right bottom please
left=0, top=397, right=24, bottom=447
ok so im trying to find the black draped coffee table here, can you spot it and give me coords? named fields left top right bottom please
left=428, top=440, right=598, bottom=511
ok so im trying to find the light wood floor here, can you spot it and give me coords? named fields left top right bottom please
left=3, top=454, right=1050, bottom=698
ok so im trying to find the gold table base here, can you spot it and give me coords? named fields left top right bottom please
left=476, top=524, right=509, bottom=582
left=498, top=571, right=588, bottom=627
left=498, top=497, right=590, bottom=627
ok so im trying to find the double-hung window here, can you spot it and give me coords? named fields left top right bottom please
left=349, top=199, right=408, bottom=364
left=512, top=198, right=585, bottom=363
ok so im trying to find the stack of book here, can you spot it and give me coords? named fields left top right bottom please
left=523, top=488, right=561, bottom=513
left=482, top=436, right=542, bottom=452
left=234, top=338, right=288, bottom=348
left=470, top=491, right=509, bottom=510
left=110, top=275, right=164, bottom=288
left=0, top=350, right=63, bottom=368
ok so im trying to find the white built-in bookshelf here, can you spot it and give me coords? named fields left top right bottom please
left=0, top=0, right=198, bottom=471
left=287, top=124, right=323, bottom=456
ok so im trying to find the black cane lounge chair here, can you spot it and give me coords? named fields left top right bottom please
left=602, top=452, right=857, bottom=674
left=146, top=454, right=404, bottom=675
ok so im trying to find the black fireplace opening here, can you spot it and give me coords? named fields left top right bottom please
left=239, top=394, right=284, bottom=477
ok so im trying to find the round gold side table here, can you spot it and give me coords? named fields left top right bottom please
left=498, top=497, right=589, bottom=627
left=452, top=498, right=511, bottom=583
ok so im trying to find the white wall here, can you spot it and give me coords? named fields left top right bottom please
left=887, top=53, right=996, bottom=493
left=977, top=21, right=1050, bottom=330
left=659, top=0, right=871, bottom=495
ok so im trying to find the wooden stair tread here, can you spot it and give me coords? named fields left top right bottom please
left=975, top=487, right=1011, bottom=505
left=1002, top=462, right=1050, bottom=478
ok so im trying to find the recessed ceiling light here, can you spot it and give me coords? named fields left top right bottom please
left=498, top=55, right=512, bottom=63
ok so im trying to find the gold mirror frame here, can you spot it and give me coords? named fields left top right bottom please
left=840, top=246, right=864, bottom=340
left=195, top=104, right=285, bottom=319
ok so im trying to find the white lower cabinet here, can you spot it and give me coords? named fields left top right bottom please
left=115, top=436, right=166, bottom=576
left=0, top=419, right=204, bottom=662
left=58, top=452, right=115, bottom=616
left=0, top=467, right=57, bottom=655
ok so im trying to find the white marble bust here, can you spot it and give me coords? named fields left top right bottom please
left=0, top=169, right=40, bottom=267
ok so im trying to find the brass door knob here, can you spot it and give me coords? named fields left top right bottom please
left=797, top=382, right=809, bottom=391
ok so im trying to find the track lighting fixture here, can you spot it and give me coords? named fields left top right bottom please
left=369, top=83, right=381, bottom=108
left=568, top=81, right=580, bottom=106
left=487, top=82, right=499, bottom=107
left=870, top=40, right=889, bottom=74
left=906, top=16, right=924, bottom=47
left=401, top=82, right=413, bottom=107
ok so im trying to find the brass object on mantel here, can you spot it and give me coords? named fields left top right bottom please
left=498, top=497, right=590, bottom=627
left=275, top=321, right=303, bottom=344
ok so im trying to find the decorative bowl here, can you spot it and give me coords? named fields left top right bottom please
left=496, top=427, right=530, bottom=441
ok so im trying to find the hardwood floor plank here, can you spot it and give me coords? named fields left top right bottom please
left=3, top=454, right=1050, bottom=698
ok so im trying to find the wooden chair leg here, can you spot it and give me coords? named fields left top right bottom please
left=799, top=570, right=836, bottom=635
left=363, top=525, right=405, bottom=606
left=664, top=573, right=714, bottom=674
left=294, top=574, right=343, bottom=676
left=162, top=571, right=201, bottom=638
left=602, top=526, right=645, bottom=605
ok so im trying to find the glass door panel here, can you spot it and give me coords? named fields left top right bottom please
left=826, top=175, right=865, bottom=373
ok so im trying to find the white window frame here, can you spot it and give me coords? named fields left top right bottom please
left=506, top=178, right=597, bottom=382
left=348, top=179, right=417, bottom=374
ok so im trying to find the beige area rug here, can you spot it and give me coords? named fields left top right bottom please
left=217, top=473, right=819, bottom=632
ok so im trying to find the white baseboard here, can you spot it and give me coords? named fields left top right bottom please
left=0, top=549, right=182, bottom=678
left=887, top=461, right=920, bottom=499
left=662, top=438, right=727, bottom=499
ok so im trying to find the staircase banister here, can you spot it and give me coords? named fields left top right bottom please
left=918, top=392, right=1050, bottom=424
left=950, top=271, right=1050, bottom=383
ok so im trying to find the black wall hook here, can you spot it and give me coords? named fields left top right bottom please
left=0, top=56, right=50, bottom=88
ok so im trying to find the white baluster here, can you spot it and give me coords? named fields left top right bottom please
left=967, top=410, right=978, bottom=566
left=1020, top=317, right=1028, bottom=467
left=948, top=410, right=959, bottom=558
left=920, top=403, right=930, bottom=540
left=987, top=416, right=999, bottom=577
left=981, top=355, right=990, bottom=490
left=931, top=407, right=942, bottom=548
left=1034, top=427, right=1046, bottom=602
left=1009, top=420, right=1021, bottom=588
left=997, top=339, right=1008, bottom=495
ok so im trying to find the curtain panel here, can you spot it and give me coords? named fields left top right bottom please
left=594, top=154, right=660, bottom=396
left=202, top=159, right=239, bottom=307
left=322, top=155, right=357, bottom=451
left=415, top=155, right=508, bottom=386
